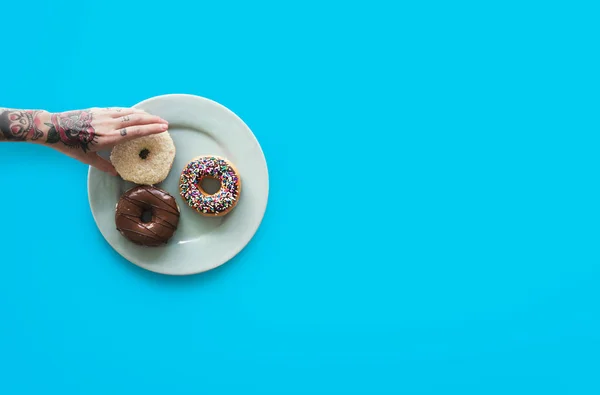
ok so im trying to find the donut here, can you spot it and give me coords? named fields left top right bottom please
left=179, top=156, right=241, bottom=216
left=110, top=132, right=176, bottom=185
left=115, top=185, right=180, bottom=246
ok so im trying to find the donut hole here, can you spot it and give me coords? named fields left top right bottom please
left=199, top=176, right=221, bottom=195
left=139, top=148, right=150, bottom=160
left=140, top=209, right=153, bottom=223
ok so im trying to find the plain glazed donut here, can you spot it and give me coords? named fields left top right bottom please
left=179, top=156, right=241, bottom=216
left=110, top=132, right=176, bottom=185
left=115, top=185, right=180, bottom=246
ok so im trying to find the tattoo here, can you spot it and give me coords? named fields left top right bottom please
left=120, top=128, right=127, bottom=136
left=0, top=110, right=45, bottom=141
left=116, top=108, right=122, bottom=112
left=122, top=116, right=130, bottom=122
left=45, top=110, right=97, bottom=153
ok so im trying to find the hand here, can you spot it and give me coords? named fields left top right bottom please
left=44, top=107, right=169, bottom=175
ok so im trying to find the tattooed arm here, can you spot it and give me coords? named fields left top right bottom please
left=0, top=109, right=49, bottom=142
left=0, top=107, right=168, bottom=174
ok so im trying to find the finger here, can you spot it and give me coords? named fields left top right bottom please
left=102, top=107, right=147, bottom=117
left=117, top=113, right=168, bottom=127
left=111, top=123, right=169, bottom=144
left=82, top=153, right=118, bottom=176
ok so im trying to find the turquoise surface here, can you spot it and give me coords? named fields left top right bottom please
left=1, top=1, right=599, bottom=394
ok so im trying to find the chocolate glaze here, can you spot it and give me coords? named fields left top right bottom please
left=115, top=185, right=180, bottom=247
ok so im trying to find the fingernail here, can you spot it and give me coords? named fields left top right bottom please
left=161, top=124, right=168, bottom=130
left=161, top=118, right=169, bottom=124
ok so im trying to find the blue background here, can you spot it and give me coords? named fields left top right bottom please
left=1, top=0, right=599, bottom=394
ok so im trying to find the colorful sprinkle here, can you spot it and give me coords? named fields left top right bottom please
left=179, top=156, right=241, bottom=216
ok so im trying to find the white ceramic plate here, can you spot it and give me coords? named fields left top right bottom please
left=88, top=94, right=269, bottom=275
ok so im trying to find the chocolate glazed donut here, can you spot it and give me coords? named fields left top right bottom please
left=115, top=185, right=180, bottom=246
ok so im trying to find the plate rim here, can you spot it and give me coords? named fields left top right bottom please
left=87, top=93, right=269, bottom=275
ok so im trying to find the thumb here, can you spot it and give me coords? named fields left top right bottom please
left=82, top=153, right=118, bottom=176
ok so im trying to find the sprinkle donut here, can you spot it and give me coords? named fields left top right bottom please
left=179, top=156, right=241, bottom=216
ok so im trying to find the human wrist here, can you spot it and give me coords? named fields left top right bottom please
left=34, top=111, right=53, bottom=144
